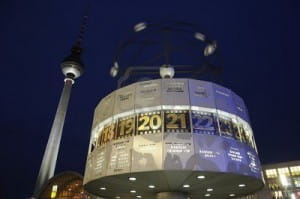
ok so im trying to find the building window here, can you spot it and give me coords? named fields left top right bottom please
left=266, top=169, right=277, bottom=178
left=50, top=184, right=58, bottom=199
left=289, top=193, right=296, bottom=199
left=294, top=177, right=300, bottom=188
left=278, top=167, right=290, bottom=176
left=271, top=191, right=283, bottom=199
left=269, top=183, right=280, bottom=190
left=279, top=174, right=291, bottom=187
left=290, top=166, right=300, bottom=176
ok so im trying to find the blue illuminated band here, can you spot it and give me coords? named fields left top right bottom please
left=89, top=105, right=257, bottom=153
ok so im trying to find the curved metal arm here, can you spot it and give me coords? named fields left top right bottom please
left=117, top=66, right=160, bottom=88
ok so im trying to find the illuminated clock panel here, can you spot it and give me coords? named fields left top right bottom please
left=135, top=79, right=162, bottom=108
left=113, top=83, right=136, bottom=115
left=188, top=79, right=216, bottom=109
left=92, top=91, right=116, bottom=129
left=85, top=79, right=261, bottom=183
left=161, top=78, right=190, bottom=105
left=213, top=83, right=236, bottom=115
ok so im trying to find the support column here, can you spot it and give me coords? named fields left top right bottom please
left=156, top=192, right=188, bottom=199
left=32, top=78, right=74, bottom=198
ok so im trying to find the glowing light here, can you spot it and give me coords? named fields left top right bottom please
left=238, top=184, right=246, bottom=187
left=110, top=62, right=119, bottom=77
left=279, top=174, right=289, bottom=187
left=136, top=196, right=142, bottom=198
left=183, top=184, right=190, bottom=188
left=229, top=194, right=235, bottom=197
left=291, top=193, right=296, bottom=199
left=197, top=175, right=206, bottom=179
left=100, top=187, right=106, bottom=190
left=134, top=22, right=147, bottom=32
left=204, top=41, right=217, bottom=56
left=50, top=185, right=58, bottom=198
left=266, top=169, right=277, bottom=178
left=130, top=190, right=136, bottom=193
left=207, top=188, right=213, bottom=192
left=290, top=166, right=300, bottom=176
left=204, top=193, right=211, bottom=197
left=148, top=185, right=155, bottom=189
left=129, top=177, right=137, bottom=181
left=194, top=32, right=206, bottom=41
left=115, top=197, right=120, bottom=199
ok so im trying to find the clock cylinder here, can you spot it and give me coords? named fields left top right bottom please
left=83, top=78, right=263, bottom=199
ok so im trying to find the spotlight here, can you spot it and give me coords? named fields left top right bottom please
left=110, top=62, right=119, bottom=77
left=204, top=41, right=217, bottom=56
left=134, top=22, right=147, bottom=32
left=183, top=184, right=190, bottom=188
left=128, top=177, right=136, bottom=181
left=197, top=175, right=205, bottom=179
left=159, top=65, right=175, bottom=78
left=194, top=32, right=206, bottom=41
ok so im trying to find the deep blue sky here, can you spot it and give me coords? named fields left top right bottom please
left=0, top=0, right=299, bottom=198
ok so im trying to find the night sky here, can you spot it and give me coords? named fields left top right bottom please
left=1, top=0, right=300, bottom=198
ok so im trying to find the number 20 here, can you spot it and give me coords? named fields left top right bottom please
left=138, top=114, right=162, bottom=131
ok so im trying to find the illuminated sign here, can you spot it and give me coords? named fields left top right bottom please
left=137, top=111, right=162, bottom=135
left=218, top=115, right=234, bottom=139
left=116, top=116, right=135, bottom=139
left=107, top=138, right=132, bottom=175
left=192, top=110, right=217, bottom=135
left=97, top=122, right=116, bottom=146
left=132, top=133, right=163, bottom=171
left=164, top=110, right=190, bottom=133
left=86, top=79, right=262, bottom=182
left=95, top=109, right=256, bottom=151
left=135, top=79, right=161, bottom=108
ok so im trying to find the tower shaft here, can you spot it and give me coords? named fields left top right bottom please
left=33, top=78, right=74, bottom=197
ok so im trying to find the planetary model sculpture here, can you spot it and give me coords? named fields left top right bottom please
left=83, top=21, right=263, bottom=199
left=32, top=16, right=87, bottom=198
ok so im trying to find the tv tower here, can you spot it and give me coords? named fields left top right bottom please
left=32, top=15, right=87, bottom=198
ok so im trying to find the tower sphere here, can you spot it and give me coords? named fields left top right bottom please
left=159, top=65, right=175, bottom=78
left=61, top=60, right=84, bottom=79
